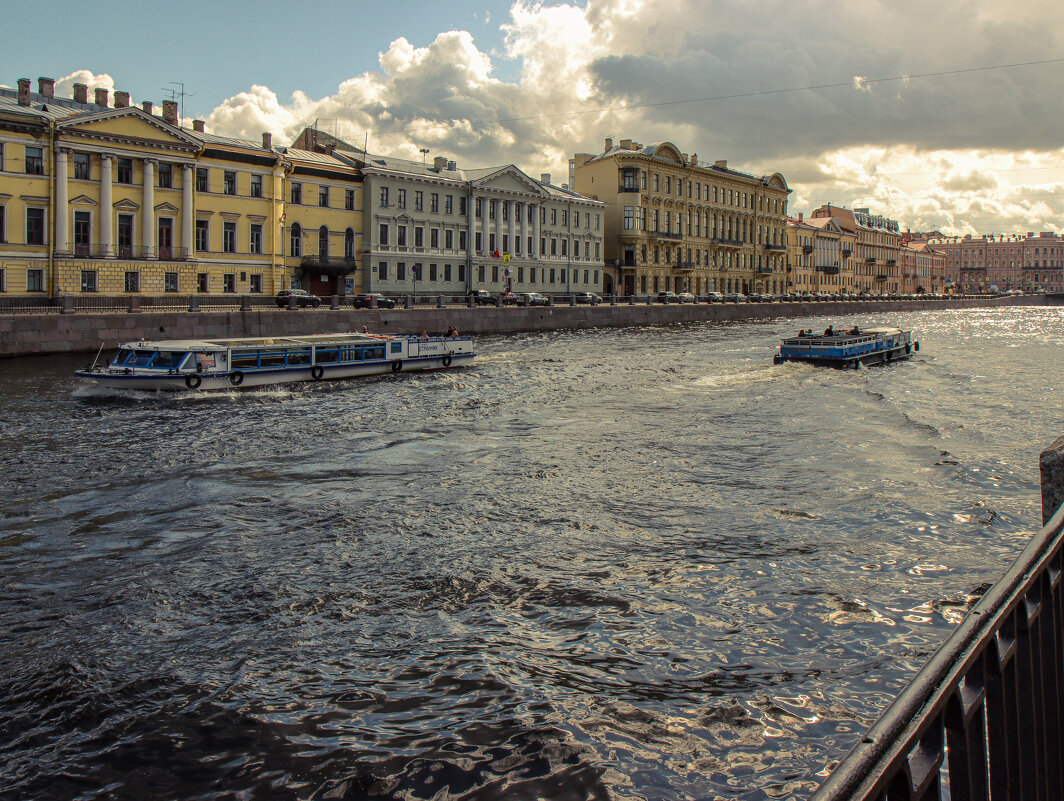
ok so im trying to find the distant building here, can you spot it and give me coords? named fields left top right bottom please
left=572, top=137, right=790, bottom=296
left=785, top=213, right=856, bottom=294
left=810, top=205, right=902, bottom=294
left=924, top=232, right=1062, bottom=293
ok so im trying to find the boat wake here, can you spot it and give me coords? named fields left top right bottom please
left=693, top=361, right=809, bottom=390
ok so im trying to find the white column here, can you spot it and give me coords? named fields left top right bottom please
left=507, top=200, right=515, bottom=255
left=54, top=148, right=69, bottom=254
left=532, top=204, right=540, bottom=259
left=100, top=155, right=113, bottom=256
left=520, top=202, right=528, bottom=257
left=494, top=198, right=502, bottom=255
left=468, top=193, right=477, bottom=254
left=142, top=159, right=156, bottom=257
left=181, top=164, right=194, bottom=256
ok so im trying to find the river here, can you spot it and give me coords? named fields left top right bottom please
left=1, top=305, right=1062, bottom=800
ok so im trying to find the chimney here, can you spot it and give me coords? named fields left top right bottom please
left=682, top=153, right=688, bottom=165
left=162, top=101, right=178, bottom=125
left=620, top=138, right=633, bottom=150
left=38, top=77, right=55, bottom=98
left=142, top=100, right=153, bottom=114
left=192, top=119, right=205, bottom=132
left=73, top=83, right=88, bottom=104
left=17, top=78, right=30, bottom=106
left=714, top=160, right=727, bottom=169
left=604, top=137, right=613, bottom=151
left=262, top=132, right=273, bottom=150
left=691, top=153, right=697, bottom=164
left=95, top=88, right=109, bottom=107
left=114, top=91, right=130, bottom=108
left=433, top=155, right=447, bottom=171
left=798, top=212, right=803, bottom=222
left=447, top=160, right=456, bottom=171
left=541, top=173, right=551, bottom=184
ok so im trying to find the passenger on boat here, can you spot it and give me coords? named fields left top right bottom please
left=824, top=325, right=834, bottom=336
left=360, top=325, right=369, bottom=333
left=849, top=325, right=861, bottom=334
left=446, top=325, right=459, bottom=338
left=419, top=330, right=429, bottom=341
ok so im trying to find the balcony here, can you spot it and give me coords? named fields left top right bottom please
left=757, top=264, right=774, bottom=274
left=817, top=264, right=841, bottom=275
left=618, top=185, right=640, bottom=193
left=802, top=244, right=814, bottom=254
left=300, top=255, right=359, bottom=274
left=874, top=273, right=888, bottom=281
left=842, top=249, right=852, bottom=257
left=712, top=238, right=744, bottom=249
left=673, top=260, right=698, bottom=270
left=886, top=258, right=897, bottom=266
left=651, top=229, right=683, bottom=241
left=765, top=243, right=786, bottom=251
left=865, top=257, right=876, bottom=264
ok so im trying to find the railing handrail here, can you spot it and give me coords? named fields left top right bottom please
left=812, top=497, right=1064, bottom=800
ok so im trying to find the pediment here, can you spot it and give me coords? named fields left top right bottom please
left=473, top=166, right=548, bottom=196
left=154, top=202, right=179, bottom=213
left=649, top=142, right=684, bottom=165
left=113, top=198, right=140, bottom=211
left=57, top=107, right=200, bottom=152
left=71, top=195, right=98, bottom=206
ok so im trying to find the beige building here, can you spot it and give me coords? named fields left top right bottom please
left=810, top=205, right=902, bottom=294
left=572, top=138, right=790, bottom=296
left=786, top=213, right=856, bottom=294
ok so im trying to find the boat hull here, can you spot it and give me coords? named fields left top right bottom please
left=773, top=327, right=917, bottom=369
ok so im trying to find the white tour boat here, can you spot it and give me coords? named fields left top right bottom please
left=75, top=331, right=475, bottom=391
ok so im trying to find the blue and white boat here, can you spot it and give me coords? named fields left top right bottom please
left=773, top=326, right=918, bottom=368
left=75, top=331, right=475, bottom=391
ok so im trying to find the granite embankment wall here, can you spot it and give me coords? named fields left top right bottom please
left=0, top=295, right=1055, bottom=357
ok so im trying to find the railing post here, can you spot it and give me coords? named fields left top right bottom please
left=128, top=295, right=141, bottom=313
left=437, top=295, right=444, bottom=308
left=288, top=295, right=298, bottom=310
left=1040, top=436, right=1064, bottom=525
left=60, top=296, right=75, bottom=314
left=189, top=296, right=200, bottom=312
left=241, top=295, right=251, bottom=311
left=331, top=295, right=340, bottom=310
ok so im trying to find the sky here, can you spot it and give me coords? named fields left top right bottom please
left=4, top=0, right=1064, bottom=237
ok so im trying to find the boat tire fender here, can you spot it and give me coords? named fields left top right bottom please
left=442, top=354, right=452, bottom=367
left=914, top=341, right=920, bottom=352
left=392, top=359, right=403, bottom=373
left=905, top=343, right=911, bottom=354
left=229, top=371, right=244, bottom=387
left=311, top=365, right=324, bottom=380
left=185, top=374, right=202, bottom=390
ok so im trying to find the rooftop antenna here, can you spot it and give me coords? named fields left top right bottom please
left=163, top=82, right=195, bottom=123
left=419, top=148, right=430, bottom=165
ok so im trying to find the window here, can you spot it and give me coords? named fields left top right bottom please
left=196, top=167, right=208, bottom=192
left=624, top=206, right=634, bottom=230
left=397, top=262, right=406, bottom=281
left=250, top=223, right=262, bottom=254
left=250, top=174, right=263, bottom=197
left=73, top=152, right=90, bottom=180
left=379, top=261, right=388, bottom=280
left=81, top=270, right=98, bottom=293
left=345, top=189, right=354, bottom=210
left=26, top=268, right=44, bottom=292
left=444, top=264, right=452, bottom=281
left=195, top=220, right=209, bottom=252
left=223, top=274, right=236, bottom=293
left=223, top=222, right=237, bottom=253
left=475, top=198, right=482, bottom=218
left=551, top=209, right=557, bottom=225
left=73, top=211, right=91, bottom=254
left=458, top=264, right=466, bottom=282
left=159, top=163, right=173, bottom=188
left=414, top=228, right=423, bottom=248
left=459, top=196, right=466, bottom=216
left=415, top=191, right=423, bottom=211
left=26, top=208, right=45, bottom=245
left=561, top=210, right=568, bottom=226
left=118, top=215, right=134, bottom=257
left=0, top=268, right=5, bottom=292
left=445, top=230, right=453, bottom=249
left=459, top=231, right=467, bottom=251
left=250, top=274, right=262, bottom=293
left=445, top=195, right=453, bottom=214
left=319, top=186, right=329, bottom=207
left=0, top=205, right=5, bottom=243
left=124, top=271, right=140, bottom=292
left=164, top=272, right=179, bottom=292
left=397, top=189, right=406, bottom=209
left=430, top=193, right=439, bottom=213
left=25, top=147, right=44, bottom=175
left=489, top=200, right=496, bottom=220
left=318, top=226, right=329, bottom=258
left=290, top=223, right=302, bottom=256
left=430, top=229, right=438, bottom=248
left=429, top=263, right=438, bottom=281
left=379, top=223, right=389, bottom=245
left=345, top=228, right=355, bottom=258
left=290, top=182, right=302, bottom=204
left=380, top=187, right=390, bottom=206
left=397, top=226, right=407, bottom=247
left=197, top=273, right=209, bottom=293
left=117, top=158, right=133, bottom=184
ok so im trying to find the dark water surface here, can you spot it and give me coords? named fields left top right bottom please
left=2, top=306, right=1062, bottom=800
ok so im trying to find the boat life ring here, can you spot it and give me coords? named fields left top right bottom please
left=229, top=371, right=244, bottom=387
left=442, top=354, right=452, bottom=367
left=311, top=365, right=324, bottom=380
left=391, top=359, right=403, bottom=373
left=185, top=374, right=202, bottom=390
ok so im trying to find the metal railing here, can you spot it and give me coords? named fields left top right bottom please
left=812, top=499, right=1064, bottom=801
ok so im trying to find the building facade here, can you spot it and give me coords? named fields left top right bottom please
left=925, top=232, right=1063, bottom=293
left=786, top=213, right=856, bottom=294
left=809, top=205, right=902, bottom=294
left=572, top=138, right=790, bottom=297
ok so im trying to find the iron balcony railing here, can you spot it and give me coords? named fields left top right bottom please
left=765, top=243, right=787, bottom=251
left=818, top=264, right=841, bottom=275
left=713, top=237, right=745, bottom=248
left=618, top=185, right=640, bottom=193
left=672, top=260, right=698, bottom=270
left=651, top=229, right=684, bottom=241
left=875, top=273, right=889, bottom=281
left=812, top=497, right=1064, bottom=801
left=300, top=255, right=359, bottom=270
left=803, top=245, right=815, bottom=254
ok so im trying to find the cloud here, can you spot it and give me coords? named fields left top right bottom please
left=196, top=0, right=1064, bottom=236
left=56, top=70, right=116, bottom=98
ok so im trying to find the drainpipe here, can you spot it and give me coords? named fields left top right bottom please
left=48, top=119, right=56, bottom=297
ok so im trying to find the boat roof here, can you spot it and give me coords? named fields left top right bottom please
left=119, top=333, right=397, bottom=351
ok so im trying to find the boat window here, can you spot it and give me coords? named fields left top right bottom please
left=154, top=352, right=188, bottom=369
left=111, top=350, right=135, bottom=366
left=195, top=352, right=217, bottom=370
left=365, top=346, right=385, bottom=360
left=286, top=349, right=312, bottom=366
left=259, top=352, right=285, bottom=368
left=390, top=342, right=402, bottom=354
left=339, top=348, right=361, bottom=362
left=231, top=353, right=259, bottom=369
left=132, top=350, right=157, bottom=367
left=316, top=348, right=339, bottom=364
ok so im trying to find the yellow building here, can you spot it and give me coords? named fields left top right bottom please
left=786, top=214, right=857, bottom=295
left=0, top=76, right=361, bottom=300
left=573, top=137, right=790, bottom=296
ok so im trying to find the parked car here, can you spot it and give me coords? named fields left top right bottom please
left=676, top=292, right=696, bottom=303
left=657, top=291, right=680, bottom=304
left=276, top=289, right=321, bottom=308
left=522, top=292, right=550, bottom=306
left=352, top=292, right=395, bottom=309
left=723, top=293, right=746, bottom=302
left=704, top=291, right=724, bottom=302
left=573, top=292, right=602, bottom=304
left=469, top=289, right=495, bottom=306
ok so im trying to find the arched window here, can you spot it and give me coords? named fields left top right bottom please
left=290, top=223, right=302, bottom=257
left=345, top=228, right=355, bottom=259
left=319, top=226, right=329, bottom=258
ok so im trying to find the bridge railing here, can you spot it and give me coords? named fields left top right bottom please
left=812, top=436, right=1064, bottom=801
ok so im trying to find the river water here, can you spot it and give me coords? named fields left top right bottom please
left=1, top=305, right=1062, bottom=800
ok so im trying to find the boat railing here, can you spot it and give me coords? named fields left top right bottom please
left=812, top=438, right=1064, bottom=800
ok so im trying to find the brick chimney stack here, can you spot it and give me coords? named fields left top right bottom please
left=73, top=83, right=88, bottom=104
left=94, top=88, right=109, bottom=107
left=192, top=120, right=205, bottom=132
left=541, top=173, right=551, bottom=184
left=162, top=101, right=178, bottom=126
left=262, top=132, right=273, bottom=150
left=17, top=78, right=30, bottom=106
left=142, top=101, right=153, bottom=114
left=114, top=91, right=130, bottom=108
left=38, top=77, right=55, bottom=98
